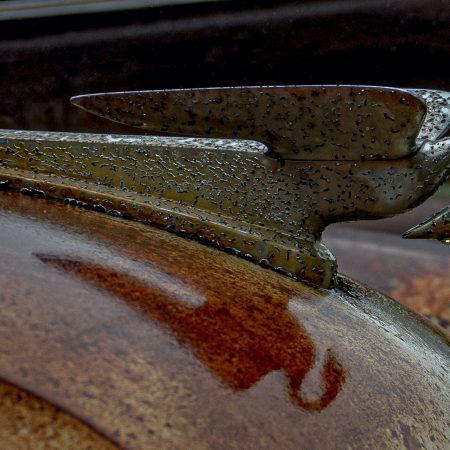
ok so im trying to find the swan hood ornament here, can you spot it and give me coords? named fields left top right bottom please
left=0, top=86, right=449, bottom=287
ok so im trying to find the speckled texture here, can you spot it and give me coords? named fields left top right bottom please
left=71, top=86, right=426, bottom=161
left=0, top=86, right=449, bottom=286
left=403, top=205, right=450, bottom=244
left=411, top=89, right=450, bottom=143
left=0, top=379, right=116, bottom=449
left=0, top=191, right=448, bottom=449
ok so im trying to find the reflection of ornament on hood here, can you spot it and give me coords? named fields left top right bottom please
left=0, top=86, right=449, bottom=287
left=403, top=206, right=450, bottom=244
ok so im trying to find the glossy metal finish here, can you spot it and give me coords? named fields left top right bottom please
left=404, top=206, right=450, bottom=244
left=1, top=86, right=450, bottom=287
left=0, top=191, right=448, bottom=449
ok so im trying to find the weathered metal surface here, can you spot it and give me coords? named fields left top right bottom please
left=403, top=205, right=450, bottom=244
left=71, top=86, right=426, bottom=161
left=410, top=89, right=450, bottom=142
left=1, top=86, right=449, bottom=287
left=0, top=380, right=116, bottom=449
left=0, top=190, right=448, bottom=449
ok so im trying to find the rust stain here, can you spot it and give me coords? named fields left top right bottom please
left=36, top=254, right=345, bottom=412
left=0, top=192, right=448, bottom=448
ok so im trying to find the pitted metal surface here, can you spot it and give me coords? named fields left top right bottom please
left=71, top=86, right=426, bottom=161
left=411, top=89, right=450, bottom=142
left=404, top=206, right=450, bottom=244
left=0, top=86, right=449, bottom=286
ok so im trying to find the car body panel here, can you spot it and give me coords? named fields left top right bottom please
left=0, top=191, right=448, bottom=449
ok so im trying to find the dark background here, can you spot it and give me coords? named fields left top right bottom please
left=0, top=0, right=449, bottom=132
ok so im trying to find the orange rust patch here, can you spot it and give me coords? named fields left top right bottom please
left=0, top=191, right=448, bottom=449
left=37, top=254, right=345, bottom=412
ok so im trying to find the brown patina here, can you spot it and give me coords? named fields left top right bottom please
left=36, top=254, right=345, bottom=412
left=0, top=191, right=448, bottom=449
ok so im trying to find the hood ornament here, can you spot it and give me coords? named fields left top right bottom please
left=403, top=206, right=450, bottom=244
left=0, top=86, right=449, bottom=287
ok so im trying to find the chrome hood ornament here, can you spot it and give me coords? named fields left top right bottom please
left=0, top=86, right=449, bottom=287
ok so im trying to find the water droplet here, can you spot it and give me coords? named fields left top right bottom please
left=92, top=204, right=106, bottom=213
left=20, top=187, right=45, bottom=198
left=0, top=180, right=10, bottom=190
